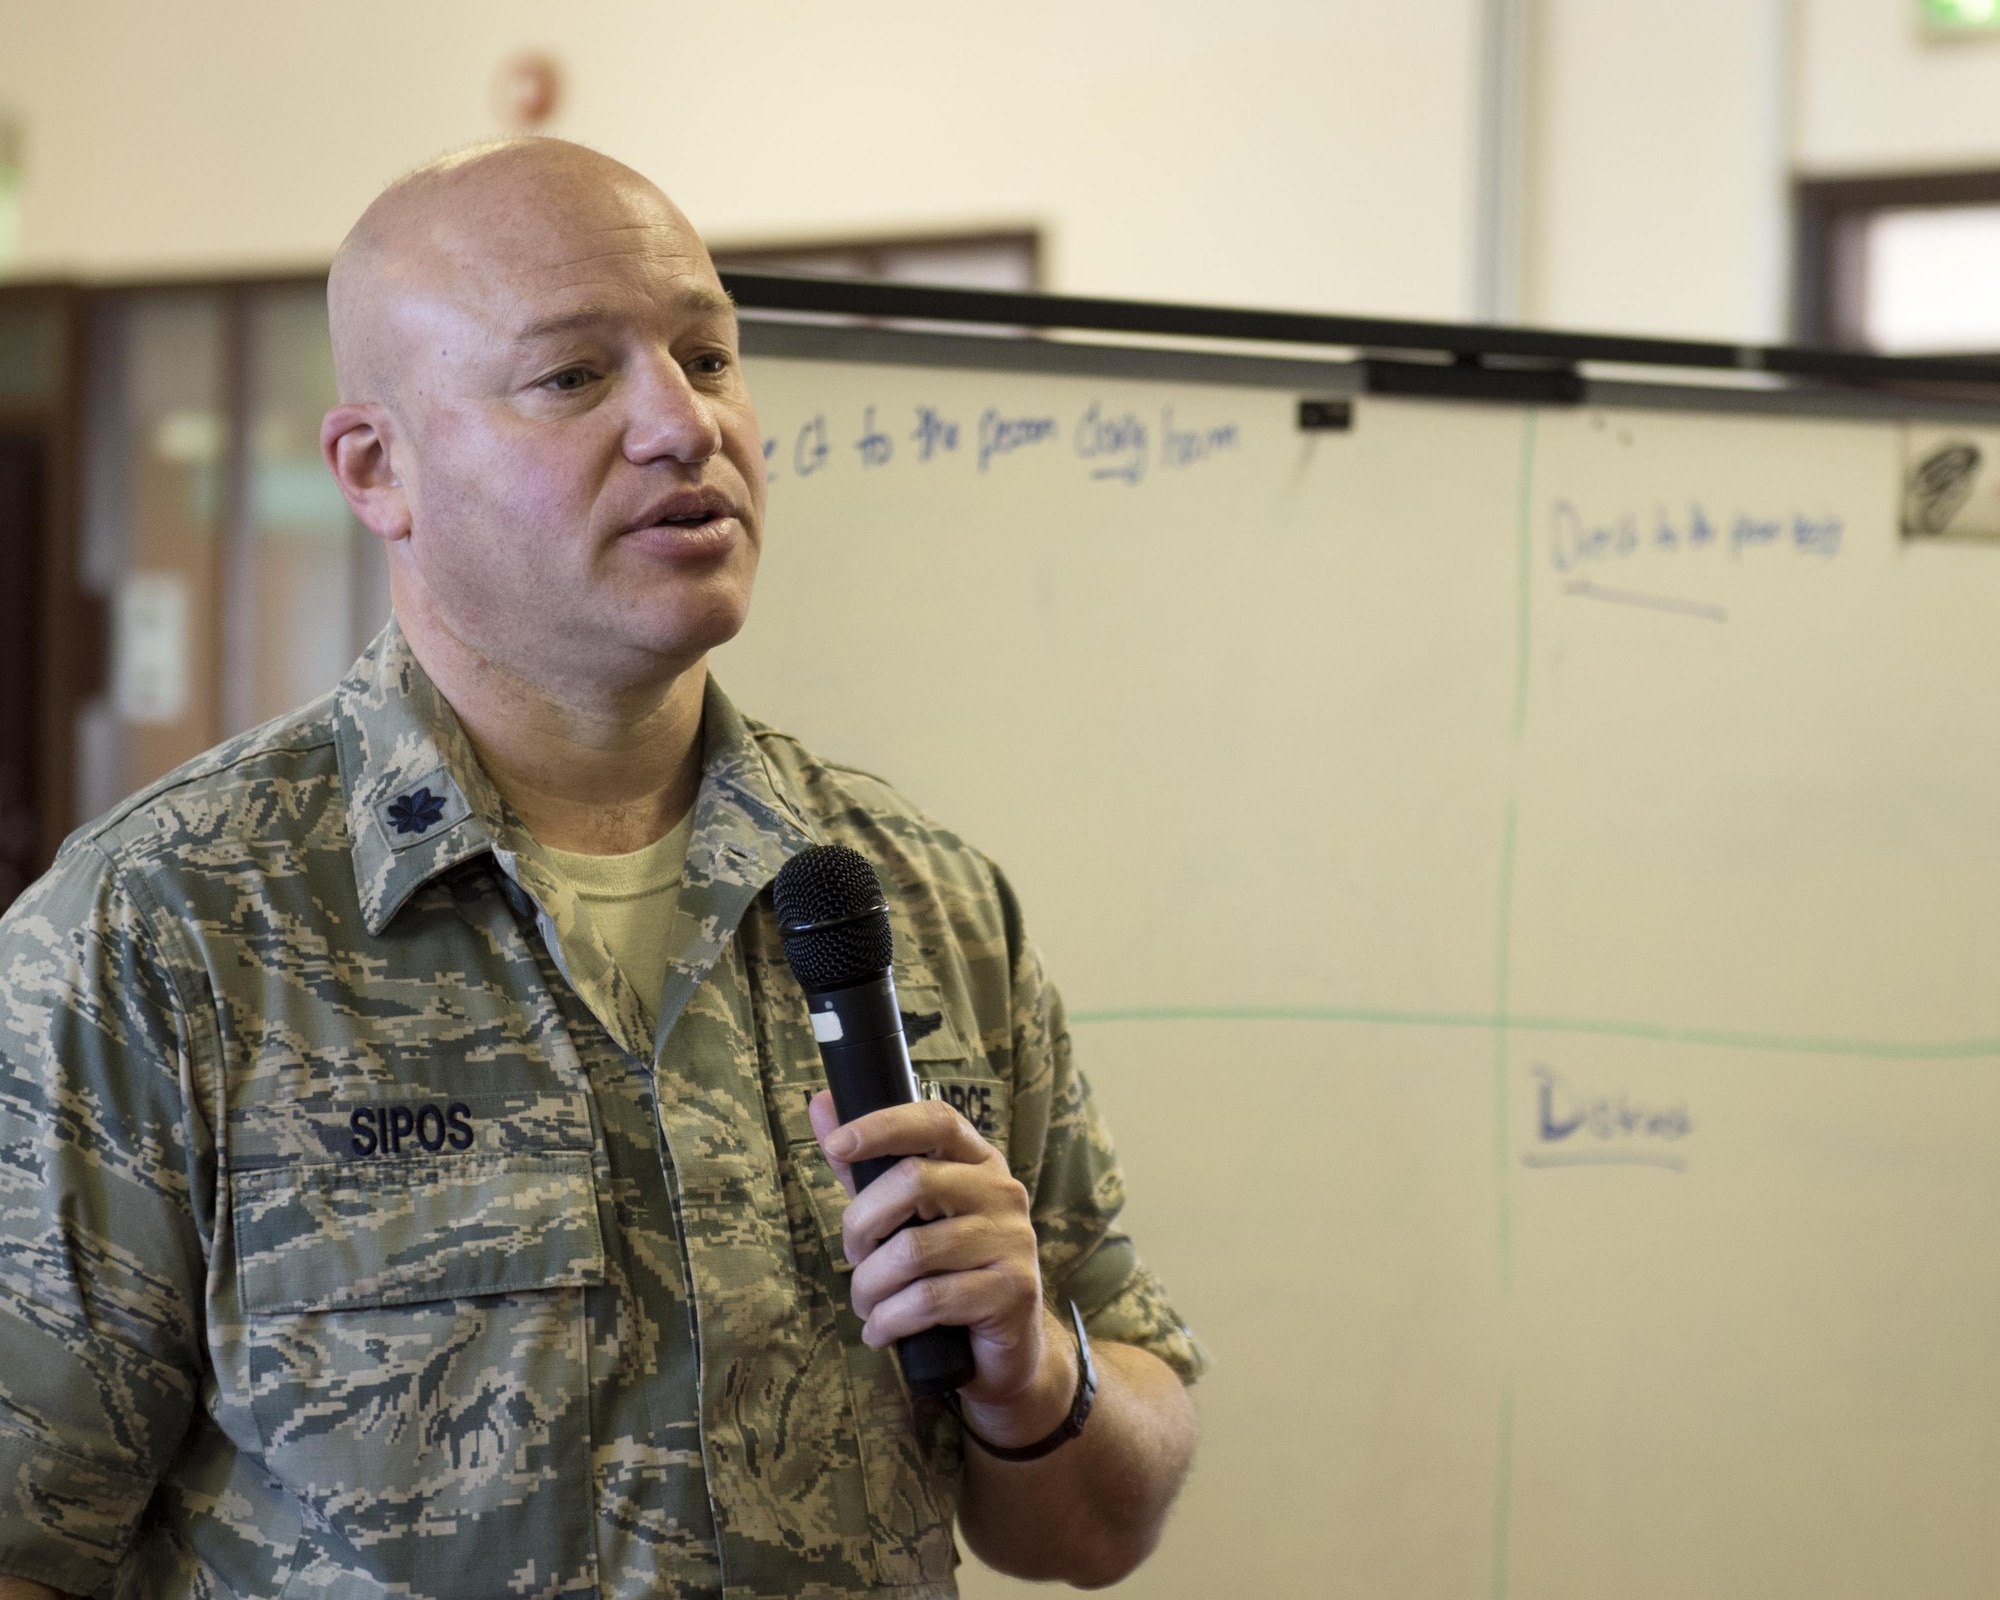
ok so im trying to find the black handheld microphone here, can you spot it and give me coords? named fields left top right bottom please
left=774, top=844, right=979, bottom=1399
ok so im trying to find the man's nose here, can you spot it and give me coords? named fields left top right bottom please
left=623, top=353, right=723, bottom=466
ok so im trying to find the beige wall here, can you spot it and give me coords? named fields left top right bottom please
left=1513, top=0, right=2000, bottom=343
left=1523, top=0, right=1790, bottom=341
left=3, top=3, right=1999, bottom=353
left=0, top=0, right=1482, bottom=319
left=1797, top=0, right=2000, bottom=174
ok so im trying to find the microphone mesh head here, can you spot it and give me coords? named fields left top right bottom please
left=773, top=844, right=894, bottom=992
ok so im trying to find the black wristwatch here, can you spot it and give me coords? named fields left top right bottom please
left=945, top=1301, right=1097, bottom=1463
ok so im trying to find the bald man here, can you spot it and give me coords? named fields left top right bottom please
left=0, top=139, right=1201, bottom=1600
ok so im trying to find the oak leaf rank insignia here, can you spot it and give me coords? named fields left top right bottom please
left=387, top=786, right=448, bottom=837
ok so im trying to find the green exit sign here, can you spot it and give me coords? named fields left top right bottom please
left=1922, top=0, right=2000, bottom=32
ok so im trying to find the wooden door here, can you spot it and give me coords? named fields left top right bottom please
left=0, top=432, right=43, bottom=911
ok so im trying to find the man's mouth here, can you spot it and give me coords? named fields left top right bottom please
left=640, top=494, right=730, bottom=527
left=621, top=489, right=742, bottom=560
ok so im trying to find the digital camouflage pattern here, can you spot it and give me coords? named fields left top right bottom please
left=0, top=621, right=1204, bottom=1599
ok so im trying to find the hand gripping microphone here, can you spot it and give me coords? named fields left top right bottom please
left=774, top=844, right=979, bottom=1398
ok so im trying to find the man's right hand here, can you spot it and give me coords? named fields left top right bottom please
left=0, top=1577, right=74, bottom=1599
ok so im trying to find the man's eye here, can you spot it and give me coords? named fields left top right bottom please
left=689, top=353, right=730, bottom=377
left=544, top=367, right=595, bottom=392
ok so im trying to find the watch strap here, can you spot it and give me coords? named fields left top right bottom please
left=946, top=1300, right=1097, bottom=1463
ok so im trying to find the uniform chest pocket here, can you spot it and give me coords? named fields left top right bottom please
left=769, top=980, right=1006, bottom=1266
left=231, top=1150, right=605, bottom=1312
left=226, top=1099, right=606, bottom=1600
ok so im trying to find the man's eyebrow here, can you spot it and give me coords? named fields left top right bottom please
left=679, top=286, right=736, bottom=320
left=512, top=288, right=737, bottom=344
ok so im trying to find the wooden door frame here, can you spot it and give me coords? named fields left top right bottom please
left=1, top=269, right=332, bottom=868
left=0, top=281, right=86, bottom=880
left=1794, top=168, right=2000, bottom=349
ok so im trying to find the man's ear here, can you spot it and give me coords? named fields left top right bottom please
left=321, top=403, right=411, bottom=543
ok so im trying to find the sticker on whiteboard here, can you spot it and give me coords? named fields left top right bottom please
left=1901, top=426, right=2000, bottom=541
left=113, top=571, right=191, bottom=725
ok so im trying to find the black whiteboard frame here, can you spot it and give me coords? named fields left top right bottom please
left=737, top=313, right=2000, bottom=429
left=721, top=269, right=2000, bottom=404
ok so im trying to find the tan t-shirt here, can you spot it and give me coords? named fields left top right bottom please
left=540, top=809, right=696, bottom=1025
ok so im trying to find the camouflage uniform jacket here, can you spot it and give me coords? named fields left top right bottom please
left=0, top=621, right=1202, bottom=1600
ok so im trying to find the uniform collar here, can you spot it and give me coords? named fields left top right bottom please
left=647, top=676, right=820, bottom=1057
left=334, top=620, right=819, bottom=961
left=335, top=620, right=506, bottom=936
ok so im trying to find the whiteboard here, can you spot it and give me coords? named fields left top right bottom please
left=716, top=325, right=2000, bottom=1600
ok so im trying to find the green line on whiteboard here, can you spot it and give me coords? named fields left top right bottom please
left=1492, top=408, right=1534, bottom=1600
left=1512, top=410, right=1537, bottom=743
left=1067, top=1004, right=2000, bottom=1059
left=1071, top=1004, right=1499, bottom=1027
left=1492, top=409, right=1536, bottom=1309
left=1492, top=798, right=1518, bottom=1299
left=1509, top=1012, right=2000, bottom=1059
left=1491, top=1379, right=1515, bottom=1600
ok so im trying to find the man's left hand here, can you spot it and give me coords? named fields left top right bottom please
left=807, top=1091, right=1076, bottom=1448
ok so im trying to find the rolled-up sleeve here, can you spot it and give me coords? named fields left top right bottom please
left=992, top=867, right=1209, bottom=1385
left=0, top=843, right=208, bottom=1592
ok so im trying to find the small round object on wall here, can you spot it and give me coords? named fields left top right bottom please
left=493, top=51, right=562, bottom=129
